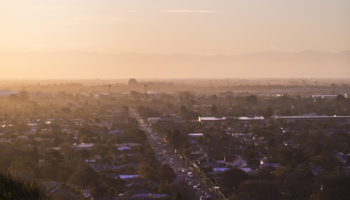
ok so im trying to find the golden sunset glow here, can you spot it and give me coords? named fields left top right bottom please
left=1, top=1, right=350, bottom=199
left=0, top=0, right=349, bottom=79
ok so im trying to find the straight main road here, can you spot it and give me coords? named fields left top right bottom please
left=130, top=109, right=214, bottom=200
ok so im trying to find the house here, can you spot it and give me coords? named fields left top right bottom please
left=109, top=129, right=122, bottom=135
left=216, top=155, right=247, bottom=168
left=260, top=163, right=280, bottom=168
left=116, top=143, right=141, bottom=151
left=212, top=167, right=230, bottom=173
left=312, top=94, right=338, bottom=99
left=231, top=132, right=253, bottom=143
left=118, top=146, right=132, bottom=151
left=333, top=151, right=350, bottom=164
left=147, top=117, right=162, bottom=124
left=260, top=159, right=280, bottom=168
left=259, top=157, right=280, bottom=168
left=188, top=133, right=204, bottom=137
left=73, top=143, right=94, bottom=149
left=85, top=159, right=97, bottom=163
left=240, top=167, right=256, bottom=175
left=118, top=175, right=140, bottom=180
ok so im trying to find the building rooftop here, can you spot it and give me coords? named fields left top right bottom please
left=212, top=167, right=230, bottom=172
left=74, top=143, right=94, bottom=148
left=273, top=115, right=350, bottom=120
left=188, top=133, right=204, bottom=137
left=118, top=175, right=140, bottom=179
left=198, top=117, right=226, bottom=122
left=238, top=116, right=265, bottom=121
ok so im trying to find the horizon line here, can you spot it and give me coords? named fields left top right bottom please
left=0, top=49, right=349, bottom=56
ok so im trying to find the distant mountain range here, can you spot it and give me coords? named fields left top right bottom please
left=0, top=51, right=349, bottom=79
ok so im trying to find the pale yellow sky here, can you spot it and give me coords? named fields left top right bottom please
left=0, top=0, right=349, bottom=79
left=1, top=0, right=349, bottom=54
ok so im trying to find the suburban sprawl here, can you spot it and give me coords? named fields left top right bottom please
left=0, top=79, right=350, bottom=200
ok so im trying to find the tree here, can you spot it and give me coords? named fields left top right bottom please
left=121, top=105, right=129, bottom=116
left=128, top=78, right=138, bottom=85
left=219, top=168, right=249, bottom=194
left=158, top=164, right=176, bottom=184
left=0, top=173, right=46, bottom=200
left=255, top=167, right=276, bottom=180
left=8, top=161, right=35, bottom=181
left=68, top=165, right=99, bottom=187
left=264, top=107, right=274, bottom=118
left=243, top=144, right=259, bottom=166
left=45, top=150, right=64, bottom=166
left=310, top=153, right=340, bottom=170
left=167, top=130, right=183, bottom=149
left=211, top=104, right=218, bottom=115
left=179, top=105, right=199, bottom=120
left=282, top=168, right=314, bottom=199
left=238, top=180, right=281, bottom=200
left=273, top=165, right=289, bottom=180
left=138, top=163, right=157, bottom=180
left=137, top=105, right=161, bottom=118
left=60, top=142, right=75, bottom=159
left=245, top=95, right=258, bottom=105
left=175, top=192, right=183, bottom=200
left=92, top=143, right=108, bottom=156
left=315, top=175, right=350, bottom=200
left=335, top=94, right=346, bottom=102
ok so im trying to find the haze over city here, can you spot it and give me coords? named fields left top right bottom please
left=1, top=0, right=349, bottom=79
left=1, top=1, right=350, bottom=200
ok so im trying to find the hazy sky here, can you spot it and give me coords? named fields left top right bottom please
left=0, top=0, right=349, bottom=79
left=1, top=0, right=349, bottom=54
